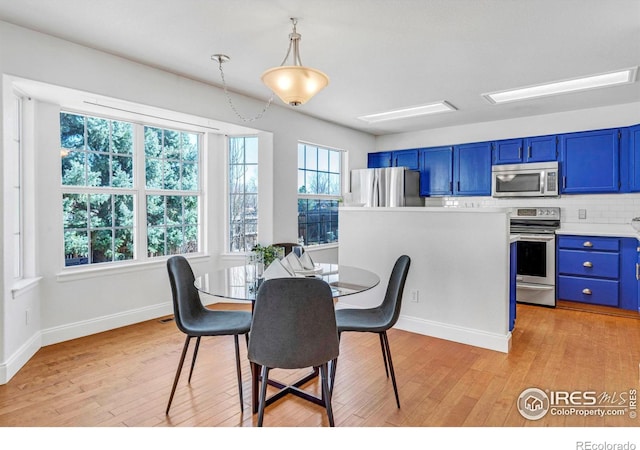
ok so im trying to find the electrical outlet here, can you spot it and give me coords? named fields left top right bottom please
left=579, top=209, right=587, bottom=220
left=410, top=289, right=419, bottom=303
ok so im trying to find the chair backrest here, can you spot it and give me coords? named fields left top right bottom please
left=166, top=255, right=206, bottom=335
left=248, top=277, right=339, bottom=370
left=379, top=255, right=411, bottom=329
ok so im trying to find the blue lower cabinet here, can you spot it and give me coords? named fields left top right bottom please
left=557, top=275, right=619, bottom=307
left=557, top=235, right=638, bottom=310
left=620, top=238, right=639, bottom=311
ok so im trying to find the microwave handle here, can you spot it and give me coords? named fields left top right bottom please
left=540, top=170, right=545, bottom=194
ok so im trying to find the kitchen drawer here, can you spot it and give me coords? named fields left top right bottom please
left=557, top=235, right=620, bottom=252
left=557, top=275, right=619, bottom=307
left=557, top=249, right=620, bottom=279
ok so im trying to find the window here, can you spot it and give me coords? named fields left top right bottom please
left=144, top=127, right=200, bottom=257
left=8, top=93, right=24, bottom=279
left=60, top=112, right=201, bottom=267
left=228, top=136, right=258, bottom=252
left=297, top=142, right=342, bottom=246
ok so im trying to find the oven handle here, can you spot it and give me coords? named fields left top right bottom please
left=516, top=234, right=555, bottom=242
left=516, top=282, right=555, bottom=291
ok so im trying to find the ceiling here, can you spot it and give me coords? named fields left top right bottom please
left=1, top=0, right=639, bottom=136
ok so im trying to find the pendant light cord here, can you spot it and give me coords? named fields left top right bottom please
left=213, top=18, right=309, bottom=121
left=216, top=58, right=275, bottom=123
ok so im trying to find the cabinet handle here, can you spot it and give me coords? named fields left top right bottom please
left=527, top=145, right=532, bottom=159
left=583, top=261, right=593, bottom=268
left=636, top=263, right=639, bottom=281
left=582, top=288, right=592, bottom=295
left=518, top=147, right=522, bottom=159
left=583, top=241, right=593, bottom=247
left=563, top=176, right=566, bottom=189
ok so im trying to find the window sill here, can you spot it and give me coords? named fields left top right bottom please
left=304, top=242, right=339, bottom=251
left=56, top=254, right=211, bottom=282
left=11, top=277, right=43, bottom=299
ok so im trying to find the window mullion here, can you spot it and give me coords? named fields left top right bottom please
left=134, top=123, right=147, bottom=261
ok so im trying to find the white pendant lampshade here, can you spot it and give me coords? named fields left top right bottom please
left=261, top=65, right=329, bottom=106
left=261, top=18, right=329, bottom=106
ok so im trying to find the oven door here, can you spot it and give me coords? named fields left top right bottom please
left=515, top=234, right=555, bottom=285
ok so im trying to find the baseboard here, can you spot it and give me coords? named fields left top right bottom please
left=41, top=302, right=173, bottom=347
left=0, top=331, right=42, bottom=385
left=1, top=302, right=174, bottom=385
left=395, top=315, right=512, bottom=353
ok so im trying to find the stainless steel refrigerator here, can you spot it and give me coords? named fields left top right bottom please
left=349, top=167, right=424, bottom=207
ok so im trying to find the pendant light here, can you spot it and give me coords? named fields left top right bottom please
left=212, top=18, right=329, bottom=123
left=261, top=18, right=330, bottom=106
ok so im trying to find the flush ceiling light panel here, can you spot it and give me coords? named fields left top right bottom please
left=482, top=67, right=638, bottom=104
left=358, top=101, right=457, bottom=123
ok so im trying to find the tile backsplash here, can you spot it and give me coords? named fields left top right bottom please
left=425, top=193, right=640, bottom=225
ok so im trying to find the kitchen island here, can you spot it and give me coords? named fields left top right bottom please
left=338, top=206, right=513, bottom=353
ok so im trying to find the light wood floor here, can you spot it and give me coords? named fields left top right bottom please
left=0, top=303, right=639, bottom=427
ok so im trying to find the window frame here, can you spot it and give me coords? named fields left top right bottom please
left=59, top=110, right=205, bottom=272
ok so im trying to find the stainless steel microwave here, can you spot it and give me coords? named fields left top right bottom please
left=491, top=161, right=559, bottom=198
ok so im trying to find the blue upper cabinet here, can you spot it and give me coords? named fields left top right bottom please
left=454, top=142, right=492, bottom=196
left=420, top=146, right=453, bottom=196
left=628, top=125, right=640, bottom=192
left=493, top=138, right=524, bottom=165
left=559, top=128, right=620, bottom=194
left=419, top=143, right=491, bottom=196
left=367, top=151, right=392, bottom=168
left=526, top=135, right=558, bottom=163
left=368, top=149, right=419, bottom=169
left=392, top=149, right=420, bottom=170
left=493, top=135, right=558, bottom=165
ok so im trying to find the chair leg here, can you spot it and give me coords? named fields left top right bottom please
left=320, top=363, right=335, bottom=427
left=233, top=334, right=244, bottom=412
left=381, top=331, right=400, bottom=408
left=379, top=333, right=390, bottom=378
left=257, top=365, right=270, bottom=427
left=328, top=358, right=338, bottom=400
left=187, top=336, right=201, bottom=383
left=166, top=335, right=193, bottom=415
left=329, top=332, right=341, bottom=397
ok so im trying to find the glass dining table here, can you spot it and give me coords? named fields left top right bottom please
left=194, top=262, right=380, bottom=302
left=194, top=262, right=380, bottom=414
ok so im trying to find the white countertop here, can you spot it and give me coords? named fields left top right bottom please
left=556, top=223, right=640, bottom=238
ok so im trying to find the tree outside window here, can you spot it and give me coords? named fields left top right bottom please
left=228, top=136, right=258, bottom=252
left=60, top=112, right=201, bottom=267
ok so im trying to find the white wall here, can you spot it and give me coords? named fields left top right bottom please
left=338, top=207, right=512, bottom=353
left=0, top=20, right=375, bottom=383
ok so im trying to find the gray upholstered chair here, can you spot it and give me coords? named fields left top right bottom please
left=165, top=255, right=252, bottom=415
left=248, top=277, right=340, bottom=426
left=331, top=255, right=410, bottom=408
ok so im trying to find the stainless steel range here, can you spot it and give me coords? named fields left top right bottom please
left=510, top=207, right=561, bottom=307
